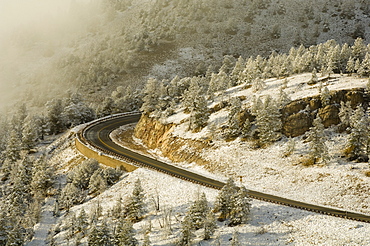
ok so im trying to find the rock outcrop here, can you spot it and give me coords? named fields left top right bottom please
left=133, top=88, right=368, bottom=162
left=134, top=114, right=209, bottom=165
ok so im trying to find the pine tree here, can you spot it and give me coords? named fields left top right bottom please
left=111, top=196, right=123, bottom=220
left=176, top=219, right=194, bottom=246
left=88, top=170, right=108, bottom=195
left=320, top=86, right=331, bottom=107
left=141, top=78, right=160, bottom=114
left=68, top=159, right=100, bottom=190
left=188, top=94, right=209, bottom=132
left=124, top=179, right=146, bottom=222
left=113, top=219, right=138, bottom=246
left=228, top=186, right=251, bottom=226
left=30, top=155, right=54, bottom=198
left=214, top=178, right=238, bottom=221
left=278, top=87, right=291, bottom=108
left=346, top=56, right=356, bottom=74
left=21, top=115, right=38, bottom=150
left=203, top=210, right=217, bottom=240
left=76, top=208, right=89, bottom=235
left=225, top=97, right=242, bottom=138
left=45, top=99, right=65, bottom=135
left=308, top=68, right=318, bottom=84
left=60, top=183, right=84, bottom=211
left=346, top=105, right=369, bottom=160
left=251, top=77, right=265, bottom=92
left=306, top=116, right=329, bottom=164
left=184, top=193, right=209, bottom=230
left=358, top=52, right=370, bottom=77
left=338, top=101, right=353, bottom=130
left=88, top=221, right=113, bottom=246
left=255, top=96, right=282, bottom=145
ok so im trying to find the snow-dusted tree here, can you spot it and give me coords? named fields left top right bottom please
left=278, top=87, right=291, bottom=108
left=225, top=97, right=242, bottom=138
left=308, top=68, right=318, bottom=84
left=338, top=101, right=353, bottom=130
left=346, top=56, right=356, bottom=74
left=30, top=155, right=54, bottom=198
left=214, top=178, right=238, bottom=221
left=182, top=78, right=202, bottom=112
left=255, top=96, right=282, bottom=145
left=251, top=77, right=265, bottom=92
left=113, top=219, right=138, bottom=246
left=76, top=208, right=89, bottom=235
left=352, top=38, right=367, bottom=60
left=184, top=192, right=209, bottom=230
left=176, top=219, right=194, bottom=246
left=124, top=179, right=146, bottom=222
left=188, top=94, right=209, bottom=132
left=90, top=201, right=103, bottom=224
left=111, top=196, right=123, bottom=220
left=229, top=186, right=251, bottom=226
left=88, top=221, right=113, bottom=246
left=21, top=115, right=39, bottom=150
left=358, top=52, right=370, bottom=77
left=45, top=98, right=65, bottom=135
left=230, top=56, right=245, bottom=86
left=320, top=86, right=331, bottom=107
left=88, top=170, right=108, bottom=195
left=203, top=210, right=217, bottom=240
left=306, top=116, right=329, bottom=164
left=68, top=159, right=100, bottom=190
left=62, top=93, right=95, bottom=127
left=2, top=129, right=22, bottom=175
left=141, top=78, right=160, bottom=114
left=345, top=105, right=369, bottom=160
left=96, top=97, right=116, bottom=118
left=60, top=183, right=84, bottom=211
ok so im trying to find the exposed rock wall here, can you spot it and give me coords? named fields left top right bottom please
left=134, top=88, right=369, bottom=163
left=282, top=88, right=367, bottom=137
left=134, top=114, right=209, bottom=165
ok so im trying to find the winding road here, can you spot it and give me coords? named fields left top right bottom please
left=77, top=112, right=370, bottom=223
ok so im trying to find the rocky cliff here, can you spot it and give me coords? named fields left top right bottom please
left=133, top=114, right=210, bottom=165
left=133, top=88, right=369, bottom=164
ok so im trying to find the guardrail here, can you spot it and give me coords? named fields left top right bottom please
left=76, top=112, right=370, bottom=223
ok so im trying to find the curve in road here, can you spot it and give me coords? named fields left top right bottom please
left=77, top=113, right=370, bottom=223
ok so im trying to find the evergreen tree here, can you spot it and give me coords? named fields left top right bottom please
left=251, top=77, right=265, bottom=92
left=88, top=170, right=108, bottom=195
left=60, top=183, right=84, bottom=211
left=176, top=219, right=193, bottom=246
left=338, top=101, right=353, bottom=130
left=308, top=68, right=318, bottom=84
left=225, top=97, right=242, bottom=138
left=346, top=56, right=356, bottom=74
left=320, top=86, right=331, bottom=107
left=346, top=105, right=369, bottom=160
left=184, top=193, right=209, bottom=230
left=68, top=159, right=100, bottom=190
left=188, top=94, right=209, bottom=132
left=282, top=138, right=296, bottom=157
left=111, top=196, right=123, bottom=220
left=214, top=178, right=238, bottom=221
left=113, top=219, right=138, bottom=246
left=229, top=186, right=251, bottom=226
left=21, top=115, right=38, bottom=150
left=76, top=208, right=89, bottom=235
left=278, top=87, right=291, bottom=108
left=358, top=52, right=370, bottom=77
left=203, top=210, right=217, bottom=240
left=255, top=96, right=282, bottom=145
left=45, top=99, right=65, bottom=135
left=124, top=179, right=146, bottom=222
left=141, top=78, right=160, bottom=114
left=88, top=221, right=113, bottom=246
left=306, top=116, right=329, bottom=164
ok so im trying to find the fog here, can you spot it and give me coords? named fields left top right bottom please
left=0, top=0, right=77, bottom=111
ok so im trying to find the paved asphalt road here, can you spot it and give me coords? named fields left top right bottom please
left=81, top=113, right=370, bottom=223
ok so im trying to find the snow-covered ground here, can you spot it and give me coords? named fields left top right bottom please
left=29, top=73, right=370, bottom=245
